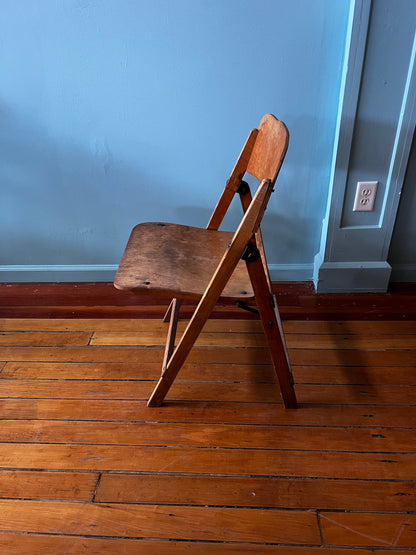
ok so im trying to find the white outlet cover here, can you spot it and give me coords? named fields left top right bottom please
left=353, top=181, right=378, bottom=212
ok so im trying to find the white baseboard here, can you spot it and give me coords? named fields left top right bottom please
left=0, top=265, right=118, bottom=282
left=0, top=263, right=314, bottom=284
left=268, top=264, right=314, bottom=282
left=314, top=261, right=392, bottom=293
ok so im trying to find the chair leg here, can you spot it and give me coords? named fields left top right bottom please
left=147, top=287, right=221, bottom=407
left=246, top=256, right=297, bottom=409
left=161, top=298, right=181, bottom=372
left=163, top=299, right=175, bottom=323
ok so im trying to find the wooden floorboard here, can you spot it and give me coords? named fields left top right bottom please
left=0, top=283, right=415, bottom=552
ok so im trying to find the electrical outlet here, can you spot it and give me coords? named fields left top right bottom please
left=353, top=181, right=378, bottom=211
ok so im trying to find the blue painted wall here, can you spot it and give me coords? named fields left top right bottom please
left=0, top=0, right=349, bottom=281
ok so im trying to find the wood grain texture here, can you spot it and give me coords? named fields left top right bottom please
left=0, top=296, right=415, bottom=551
left=114, top=224, right=254, bottom=300
left=0, top=332, right=91, bottom=346
left=2, top=317, right=416, bottom=333
left=1, top=379, right=414, bottom=405
left=0, top=500, right=320, bottom=544
left=2, top=360, right=415, bottom=386
left=0, top=470, right=98, bottom=501
left=1, top=398, right=415, bottom=427
left=1, top=444, right=414, bottom=480
left=95, top=473, right=416, bottom=511
left=320, top=512, right=416, bottom=548
left=2, top=281, right=416, bottom=320
left=90, top=330, right=416, bottom=348
left=246, top=114, right=288, bottom=184
left=1, top=345, right=415, bottom=366
left=0, top=535, right=412, bottom=555
left=1, top=419, right=414, bottom=452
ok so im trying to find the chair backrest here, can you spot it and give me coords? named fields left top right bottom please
left=247, top=114, right=289, bottom=185
left=207, top=114, right=288, bottom=231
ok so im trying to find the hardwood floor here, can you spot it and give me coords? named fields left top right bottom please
left=0, top=283, right=415, bottom=553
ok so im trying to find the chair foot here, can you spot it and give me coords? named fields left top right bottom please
left=147, top=396, right=163, bottom=408
left=147, top=374, right=170, bottom=407
left=282, top=393, right=298, bottom=409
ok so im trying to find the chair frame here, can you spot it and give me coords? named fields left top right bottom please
left=144, top=116, right=297, bottom=408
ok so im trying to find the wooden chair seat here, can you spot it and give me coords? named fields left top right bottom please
left=114, top=222, right=254, bottom=300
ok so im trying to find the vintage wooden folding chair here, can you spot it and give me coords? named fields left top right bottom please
left=114, top=114, right=297, bottom=408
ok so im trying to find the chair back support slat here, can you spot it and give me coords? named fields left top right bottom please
left=207, top=128, right=258, bottom=231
